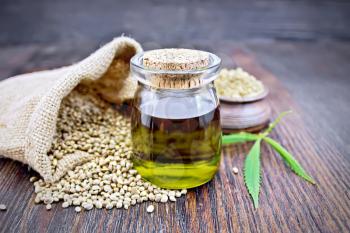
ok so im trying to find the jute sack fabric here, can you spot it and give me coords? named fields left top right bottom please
left=0, top=37, right=142, bottom=182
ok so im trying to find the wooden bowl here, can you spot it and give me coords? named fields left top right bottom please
left=220, top=89, right=271, bottom=133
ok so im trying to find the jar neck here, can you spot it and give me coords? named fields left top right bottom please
left=138, top=81, right=215, bottom=96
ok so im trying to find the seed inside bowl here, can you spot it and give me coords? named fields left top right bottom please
left=215, top=68, right=265, bottom=99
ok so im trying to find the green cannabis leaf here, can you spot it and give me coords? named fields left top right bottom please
left=222, top=110, right=315, bottom=208
left=263, top=137, right=315, bottom=184
left=222, top=132, right=259, bottom=145
left=262, top=110, right=292, bottom=136
left=244, top=139, right=262, bottom=208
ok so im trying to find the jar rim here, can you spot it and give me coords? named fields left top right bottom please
left=130, top=49, right=221, bottom=89
left=130, top=50, right=221, bottom=75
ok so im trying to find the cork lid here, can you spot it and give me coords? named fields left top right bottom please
left=131, top=48, right=221, bottom=89
left=143, top=48, right=209, bottom=71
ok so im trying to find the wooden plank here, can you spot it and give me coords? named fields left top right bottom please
left=1, top=0, right=350, bottom=46
left=231, top=49, right=350, bottom=232
left=244, top=41, right=350, bottom=155
left=0, top=45, right=39, bottom=79
left=0, top=48, right=349, bottom=233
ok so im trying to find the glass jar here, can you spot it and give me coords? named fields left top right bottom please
left=130, top=49, right=222, bottom=189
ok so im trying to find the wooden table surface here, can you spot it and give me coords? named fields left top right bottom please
left=0, top=41, right=349, bottom=233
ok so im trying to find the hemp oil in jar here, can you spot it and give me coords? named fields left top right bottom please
left=130, top=49, right=222, bottom=189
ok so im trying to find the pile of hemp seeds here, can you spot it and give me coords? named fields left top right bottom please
left=215, top=68, right=265, bottom=99
left=31, top=85, right=186, bottom=213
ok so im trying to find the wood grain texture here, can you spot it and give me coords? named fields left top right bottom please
left=1, top=0, right=350, bottom=46
left=0, top=44, right=350, bottom=233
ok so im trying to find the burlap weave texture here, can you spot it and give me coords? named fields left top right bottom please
left=0, top=37, right=142, bottom=182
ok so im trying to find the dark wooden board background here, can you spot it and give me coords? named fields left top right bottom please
left=0, top=44, right=349, bottom=233
left=1, top=0, right=350, bottom=232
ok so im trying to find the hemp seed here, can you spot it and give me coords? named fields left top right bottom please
left=46, top=204, right=52, bottom=210
left=0, top=204, right=6, bottom=211
left=232, top=167, right=239, bottom=174
left=146, top=205, right=154, bottom=213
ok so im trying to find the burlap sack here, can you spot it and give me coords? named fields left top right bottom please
left=0, top=37, right=142, bottom=182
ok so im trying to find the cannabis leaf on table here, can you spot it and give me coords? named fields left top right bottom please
left=222, top=111, right=316, bottom=208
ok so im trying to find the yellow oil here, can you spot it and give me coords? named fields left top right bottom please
left=132, top=155, right=220, bottom=189
left=131, top=105, right=221, bottom=189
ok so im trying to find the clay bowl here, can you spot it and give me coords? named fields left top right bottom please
left=219, top=87, right=271, bottom=134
